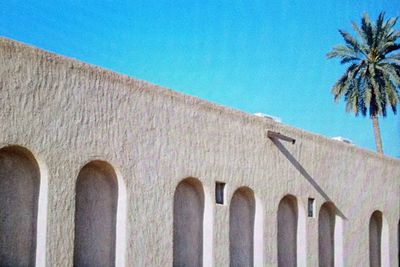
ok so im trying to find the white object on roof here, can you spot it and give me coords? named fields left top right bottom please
left=331, top=136, right=354, bottom=145
left=254, top=113, right=282, bottom=123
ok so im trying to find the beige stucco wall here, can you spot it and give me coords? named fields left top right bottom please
left=0, top=37, right=399, bottom=266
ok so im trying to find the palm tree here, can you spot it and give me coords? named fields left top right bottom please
left=327, top=12, right=400, bottom=154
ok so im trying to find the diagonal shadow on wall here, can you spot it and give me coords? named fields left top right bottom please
left=270, top=137, right=347, bottom=220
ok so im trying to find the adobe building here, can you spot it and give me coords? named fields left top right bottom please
left=0, top=37, right=399, bottom=266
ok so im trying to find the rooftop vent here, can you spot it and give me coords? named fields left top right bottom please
left=254, top=113, right=282, bottom=123
left=331, top=136, right=353, bottom=145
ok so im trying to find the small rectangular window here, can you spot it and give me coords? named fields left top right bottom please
left=215, top=182, right=225, bottom=205
left=308, top=198, right=315, bottom=217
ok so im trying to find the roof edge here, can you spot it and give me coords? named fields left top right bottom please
left=1, top=36, right=399, bottom=164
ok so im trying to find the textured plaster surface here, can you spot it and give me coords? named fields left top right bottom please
left=0, top=37, right=400, bottom=266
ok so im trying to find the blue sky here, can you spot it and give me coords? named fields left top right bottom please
left=1, top=1, right=399, bottom=157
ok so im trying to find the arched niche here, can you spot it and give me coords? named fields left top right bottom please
left=229, top=187, right=255, bottom=267
left=0, top=145, right=40, bottom=267
left=173, top=178, right=204, bottom=267
left=369, top=210, right=389, bottom=267
left=369, top=211, right=382, bottom=267
left=73, top=160, right=118, bottom=267
left=318, top=202, right=336, bottom=267
left=277, top=195, right=298, bottom=267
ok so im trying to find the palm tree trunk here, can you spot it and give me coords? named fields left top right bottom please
left=372, top=116, right=383, bottom=154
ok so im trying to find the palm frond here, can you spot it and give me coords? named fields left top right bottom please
left=326, top=45, right=359, bottom=59
left=344, top=82, right=359, bottom=114
left=383, top=43, right=400, bottom=55
left=338, top=30, right=363, bottom=53
left=340, top=57, right=360, bottom=64
left=384, top=17, right=398, bottom=33
left=374, top=12, right=385, bottom=48
left=376, top=63, right=400, bottom=85
left=381, top=54, right=400, bottom=65
left=361, top=13, right=374, bottom=47
left=331, top=64, right=361, bottom=101
left=361, top=75, right=372, bottom=109
left=352, top=21, right=367, bottom=42
left=369, top=75, right=384, bottom=116
left=383, top=75, right=399, bottom=113
left=359, top=77, right=369, bottom=116
left=388, top=30, right=400, bottom=41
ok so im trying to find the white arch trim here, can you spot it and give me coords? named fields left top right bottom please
left=114, top=166, right=127, bottom=267
left=334, top=214, right=344, bottom=267
left=254, top=195, right=264, bottom=267
left=34, top=150, right=48, bottom=267
left=203, top=183, right=214, bottom=266
left=297, top=198, right=307, bottom=266
left=381, top=215, right=390, bottom=267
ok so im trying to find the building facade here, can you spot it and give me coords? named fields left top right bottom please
left=0, top=37, right=399, bottom=266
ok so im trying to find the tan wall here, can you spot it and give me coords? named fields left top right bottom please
left=0, top=37, right=399, bottom=266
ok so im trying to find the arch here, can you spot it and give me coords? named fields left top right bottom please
left=277, top=195, right=298, bottom=267
left=229, top=187, right=255, bottom=267
left=318, top=202, right=336, bottom=267
left=369, top=210, right=389, bottom=267
left=0, top=145, right=41, bottom=266
left=73, top=160, right=118, bottom=267
left=173, top=178, right=205, bottom=267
